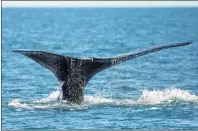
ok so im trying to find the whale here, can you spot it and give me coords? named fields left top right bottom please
left=13, top=42, right=192, bottom=104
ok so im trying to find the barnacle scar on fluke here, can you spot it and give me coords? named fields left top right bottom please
left=12, top=42, right=192, bottom=104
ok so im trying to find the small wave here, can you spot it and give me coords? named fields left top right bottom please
left=8, top=87, right=198, bottom=110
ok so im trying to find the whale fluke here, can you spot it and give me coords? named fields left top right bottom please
left=12, top=41, right=192, bottom=104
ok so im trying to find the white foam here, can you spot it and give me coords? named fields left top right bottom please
left=150, top=107, right=161, bottom=110
left=8, top=99, right=32, bottom=110
left=137, top=87, right=198, bottom=104
left=84, top=95, right=115, bottom=104
left=34, top=90, right=63, bottom=103
left=8, top=87, right=198, bottom=110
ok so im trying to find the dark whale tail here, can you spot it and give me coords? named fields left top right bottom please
left=12, top=42, right=192, bottom=104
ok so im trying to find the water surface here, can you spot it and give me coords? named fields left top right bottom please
left=2, top=8, right=198, bottom=130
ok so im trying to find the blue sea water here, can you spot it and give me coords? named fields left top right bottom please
left=2, top=8, right=198, bottom=130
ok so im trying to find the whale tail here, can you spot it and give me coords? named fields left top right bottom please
left=12, top=41, right=192, bottom=103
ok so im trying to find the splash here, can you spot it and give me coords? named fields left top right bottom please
left=8, top=87, right=198, bottom=110
left=8, top=99, right=32, bottom=110
left=138, top=87, right=198, bottom=104
left=34, top=90, right=63, bottom=103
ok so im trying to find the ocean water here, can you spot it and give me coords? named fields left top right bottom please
left=2, top=8, right=198, bottom=130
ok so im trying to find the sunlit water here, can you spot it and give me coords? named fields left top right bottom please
left=2, top=8, right=198, bottom=130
